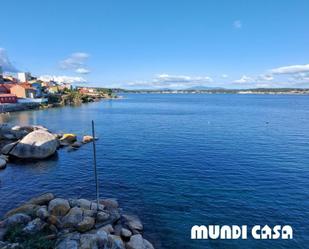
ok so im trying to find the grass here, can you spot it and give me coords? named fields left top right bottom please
left=4, top=225, right=55, bottom=249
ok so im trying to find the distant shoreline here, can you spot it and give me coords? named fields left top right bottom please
left=115, top=88, right=309, bottom=95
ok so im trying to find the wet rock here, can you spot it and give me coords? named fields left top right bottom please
left=62, top=207, right=83, bottom=228
left=28, top=193, right=55, bottom=205
left=71, top=141, right=82, bottom=148
left=5, top=204, right=39, bottom=218
left=4, top=213, right=31, bottom=228
left=122, top=215, right=143, bottom=234
left=82, top=135, right=93, bottom=144
left=0, top=158, right=6, bottom=170
left=121, top=228, right=132, bottom=238
left=77, top=216, right=95, bottom=232
left=2, top=134, right=15, bottom=140
left=0, top=241, right=20, bottom=249
left=9, top=130, right=59, bottom=159
left=23, top=218, right=46, bottom=234
left=0, top=154, right=9, bottom=162
left=48, top=198, right=70, bottom=216
left=36, top=206, right=49, bottom=220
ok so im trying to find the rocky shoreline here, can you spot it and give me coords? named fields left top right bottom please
left=0, top=124, right=94, bottom=170
left=0, top=193, right=154, bottom=249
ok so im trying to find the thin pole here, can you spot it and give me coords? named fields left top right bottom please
left=92, top=120, right=100, bottom=211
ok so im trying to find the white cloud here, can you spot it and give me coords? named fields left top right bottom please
left=39, top=75, right=87, bottom=84
left=128, top=74, right=213, bottom=88
left=233, top=75, right=253, bottom=83
left=270, top=64, right=309, bottom=74
left=258, top=74, right=274, bottom=81
left=75, top=68, right=90, bottom=74
left=233, top=20, right=242, bottom=29
left=59, top=52, right=90, bottom=74
left=0, top=48, right=18, bottom=72
left=221, top=74, right=228, bottom=78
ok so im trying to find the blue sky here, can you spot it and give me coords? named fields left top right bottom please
left=1, top=0, right=309, bottom=89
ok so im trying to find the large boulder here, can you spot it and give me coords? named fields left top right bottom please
left=62, top=207, right=83, bottom=228
left=126, top=235, right=154, bottom=249
left=48, top=198, right=70, bottom=216
left=28, top=193, right=55, bottom=205
left=122, top=215, right=143, bottom=234
left=1, top=141, right=18, bottom=155
left=5, top=204, right=39, bottom=218
left=9, top=130, right=59, bottom=159
left=76, top=216, right=95, bottom=232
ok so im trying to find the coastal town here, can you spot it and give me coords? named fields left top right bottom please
left=0, top=66, right=115, bottom=113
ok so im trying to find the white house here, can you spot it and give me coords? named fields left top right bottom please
left=17, top=72, right=31, bottom=83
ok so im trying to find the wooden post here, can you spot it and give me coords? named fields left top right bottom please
left=92, top=120, right=100, bottom=210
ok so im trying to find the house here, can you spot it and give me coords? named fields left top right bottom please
left=10, top=83, right=36, bottom=98
left=30, top=81, right=43, bottom=97
left=0, top=83, right=15, bottom=94
left=17, top=72, right=31, bottom=83
left=0, top=94, right=17, bottom=103
left=0, top=66, right=3, bottom=83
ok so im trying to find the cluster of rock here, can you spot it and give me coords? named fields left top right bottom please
left=0, top=124, right=94, bottom=170
left=0, top=193, right=154, bottom=249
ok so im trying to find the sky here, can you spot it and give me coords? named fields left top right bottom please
left=1, top=0, right=309, bottom=89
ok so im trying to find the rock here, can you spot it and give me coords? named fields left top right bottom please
left=0, top=228, right=7, bottom=241
left=90, top=202, right=105, bottom=211
left=55, top=238, right=79, bottom=249
left=126, top=234, right=154, bottom=249
left=121, top=228, right=132, bottom=238
left=75, top=199, right=92, bottom=209
left=22, top=218, right=46, bottom=234
left=3, top=213, right=31, bottom=228
left=143, top=239, right=155, bottom=249
left=49, top=224, right=58, bottom=234
left=99, top=224, right=114, bottom=234
left=1, top=141, right=18, bottom=155
left=0, top=241, right=20, bottom=249
left=79, top=234, right=99, bottom=249
left=5, top=204, right=39, bottom=218
left=100, top=198, right=119, bottom=209
left=36, top=206, right=49, bottom=220
left=107, top=235, right=125, bottom=249
left=62, top=207, right=83, bottom=228
left=83, top=209, right=97, bottom=217
left=2, top=134, right=15, bottom=140
left=0, top=154, right=9, bottom=162
left=28, top=193, right=55, bottom=205
left=48, top=198, right=70, bottom=216
left=122, top=215, right=143, bottom=234
left=77, top=216, right=95, bottom=232
left=9, top=130, right=59, bottom=159
left=59, top=134, right=77, bottom=144
left=97, top=211, right=110, bottom=222
left=0, top=158, right=6, bottom=170
left=96, top=230, right=108, bottom=247
left=82, top=135, right=93, bottom=144
left=48, top=215, right=62, bottom=227
left=71, top=141, right=82, bottom=148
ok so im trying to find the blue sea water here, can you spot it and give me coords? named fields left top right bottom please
left=0, top=94, right=309, bottom=249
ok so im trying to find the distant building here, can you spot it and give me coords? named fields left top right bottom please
left=17, top=72, right=31, bottom=83
left=0, top=66, right=3, bottom=83
left=10, top=84, right=36, bottom=98
left=0, top=94, right=17, bottom=103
